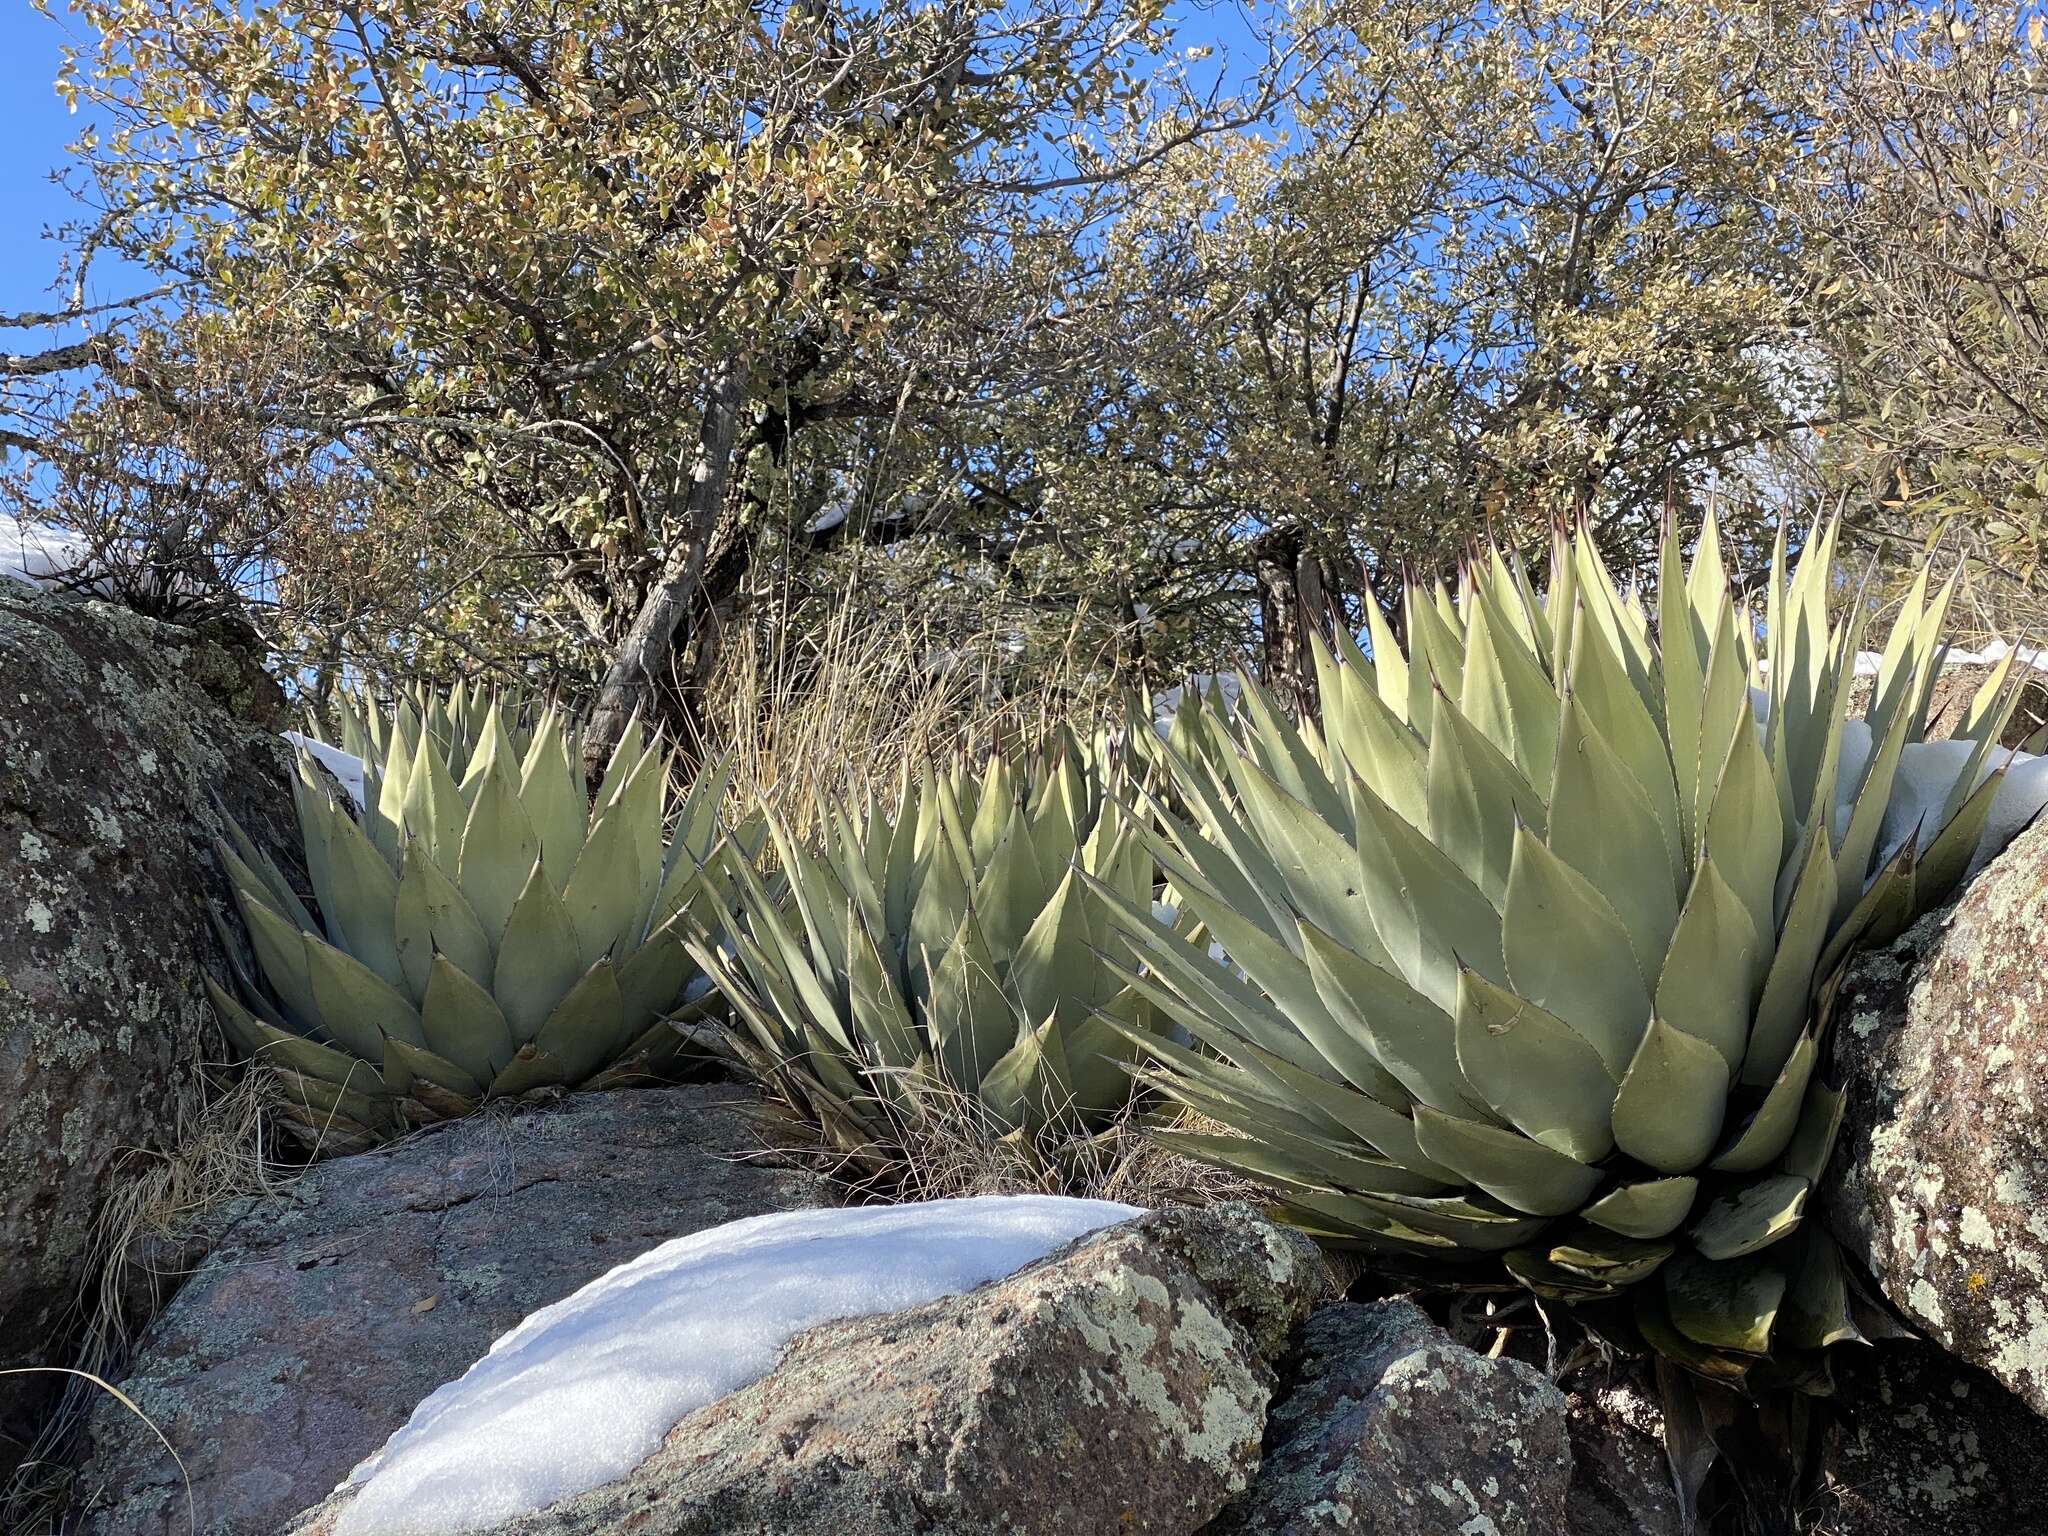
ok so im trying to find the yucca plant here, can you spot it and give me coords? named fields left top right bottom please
left=1092, top=513, right=2020, bottom=1382
left=692, top=731, right=1170, bottom=1170
left=209, top=694, right=732, bottom=1151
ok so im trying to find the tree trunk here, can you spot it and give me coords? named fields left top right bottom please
left=582, top=357, right=747, bottom=783
left=1254, top=525, right=1330, bottom=717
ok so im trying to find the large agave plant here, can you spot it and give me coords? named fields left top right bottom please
left=1093, top=514, right=2021, bottom=1381
left=314, top=677, right=542, bottom=783
left=693, top=733, right=1168, bottom=1164
left=209, top=696, right=731, bottom=1151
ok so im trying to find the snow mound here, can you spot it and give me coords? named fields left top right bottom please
left=331, top=1195, right=1141, bottom=1536
left=1, top=522, right=92, bottom=589
left=282, top=731, right=368, bottom=810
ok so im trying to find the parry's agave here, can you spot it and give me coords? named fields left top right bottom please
left=313, top=677, right=543, bottom=782
left=210, top=696, right=731, bottom=1150
left=1092, top=514, right=2020, bottom=1381
left=694, top=733, right=1168, bottom=1166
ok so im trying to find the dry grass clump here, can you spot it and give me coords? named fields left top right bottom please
left=727, top=1059, right=1268, bottom=1215
left=693, top=595, right=1133, bottom=842
left=1, top=1068, right=297, bottom=1535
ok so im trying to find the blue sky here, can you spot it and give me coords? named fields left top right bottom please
left=0, top=3, right=95, bottom=317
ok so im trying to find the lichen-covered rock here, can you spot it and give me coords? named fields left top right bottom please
left=1561, top=1372, right=1681, bottom=1536
left=287, top=1203, right=1334, bottom=1536
left=0, top=580, right=299, bottom=1463
left=1822, top=1340, right=2048, bottom=1534
left=1204, top=1301, right=1573, bottom=1536
left=73, top=1085, right=830, bottom=1536
left=1823, top=810, right=2048, bottom=1416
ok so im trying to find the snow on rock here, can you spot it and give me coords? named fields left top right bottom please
left=329, top=1194, right=1141, bottom=1536
left=283, top=731, right=368, bottom=810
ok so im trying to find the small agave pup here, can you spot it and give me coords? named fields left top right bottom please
left=693, top=734, right=1169, bottom=1168
left=1091, top=514, right=2023, bottom=1383
left=209, top=695, right=732, bottom=1151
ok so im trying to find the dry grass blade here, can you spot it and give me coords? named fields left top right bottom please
left=0, top=1369, right=193, bottom=1536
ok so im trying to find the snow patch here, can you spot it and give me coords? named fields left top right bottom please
left=331, top=1195, right=1140, bottom=1536
left=1, top=522, right=92, bottom=590
left=283, top=731, right=368, bottom=810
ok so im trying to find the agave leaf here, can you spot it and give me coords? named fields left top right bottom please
left=494, top=862, right=586, bottom=1040
left=1452, top=966, right=1616, bottom=1162
left=1549, top=696, right=1681, bottom=974
left=1300, top=919, right=1484, bottom=1119
left=1405, top=583, right=1465, bottom=732
left=1700, top=716, right=1783, bottom=961
left=394, top=838, right=498, bottom=1001
left=312, top=801, right=404, bottom=991
left=1296, top=1184, right=1550, bottom=1252
left=1778, top=1230, right=1863, bottom=1350
left=488, top=1043, right=569, bottom=1097
left=970, top=796, right=1050, bottom=960
left=1690, top=1173, right=1810, bottom=1260
left=1460, top=589, right=1559, bottom=795
left=1363, top=592, right=1412, bottom=725
left=1689, top=601, right=1752, bottom=857
left=1236, top=673, right=1349, bottom=830
left=1545, top=1229, right=1677, bottom=1285
left=383, top=1035, right=483, bottom=1102
left=976, top=1015, right=1053, bottom=1134
left=1501, top=823, right=1652, bottom=1073
left=1660, top=520, right=1707, bottom=855
left=1007, top=864, right=1096, bottom=1030
left=460, top=805, right=542, bottom=943
left=1657, top=858, right=1763, bottom=1073
left=419, top=953, right=516, bottom=1082
left=531, top=959, right=627, bottom=1083
left=1916, top=758, right=2006, bottom=911
left=233, top=886, right=324, bottom=1036
left=1582, top=1178, right=1700, bottom=1240
left=206, top=906, right=292, bottom=1032
left=206, top=976, right=380, bottom=1093
left=303, top=929, right=427, bottom=1055
left=1781, top=1077, right=1848, bottom=1185
left=1323, top=628, right=1430, bottom=830
left=1094, top=891, right=1410, bottom=1103
left=905, top=819, right=972, bottom=1014
left=614, top=917, right=696, bottom=1037
left=293, top=764, right=341, bottom=946
left=1504, top=1249, right=1624, bottom=1301
left=1353, top=775, right=1506, bottom=1008
left=217, top=822, right=316, bottom=933
left=839, top=913, right=921, bottom=1073
left=1411, top=1106, right=1603, bottom=1217
left=1426, top=690, right=1547, bottom=907
left=1742, top=825, right=1837, bottom=1088
left=1611, top=1015, right=1730, bottom=1173
left=1046, top=982, right=1150, bottom=1116
left=518, top=709, right=587, bottom=893
left=1112, top=1004, right=1451, bottom=1182
left=401, top=734, right=467, bottom=881
left=561, top=798, right=645, bottom=969
left=1663, top=1249, right=1786, bottom=1356
left=928, top=909, right=1021, bottom=1093
left=1712, top=1029, right=1819, bottom=1173
left=1569, top=609, right=1682, bottom=881
left=1226, top=753, right=1389, bottom=968
left=1168, top=881, right=1409, bottom=1104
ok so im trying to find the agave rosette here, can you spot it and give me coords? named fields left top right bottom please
left=693, top=732, right=1168, bottom=1162
left=1090, top=514, right=2019, bottom=1380
left=210, top=695, right=731, bottom=1150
